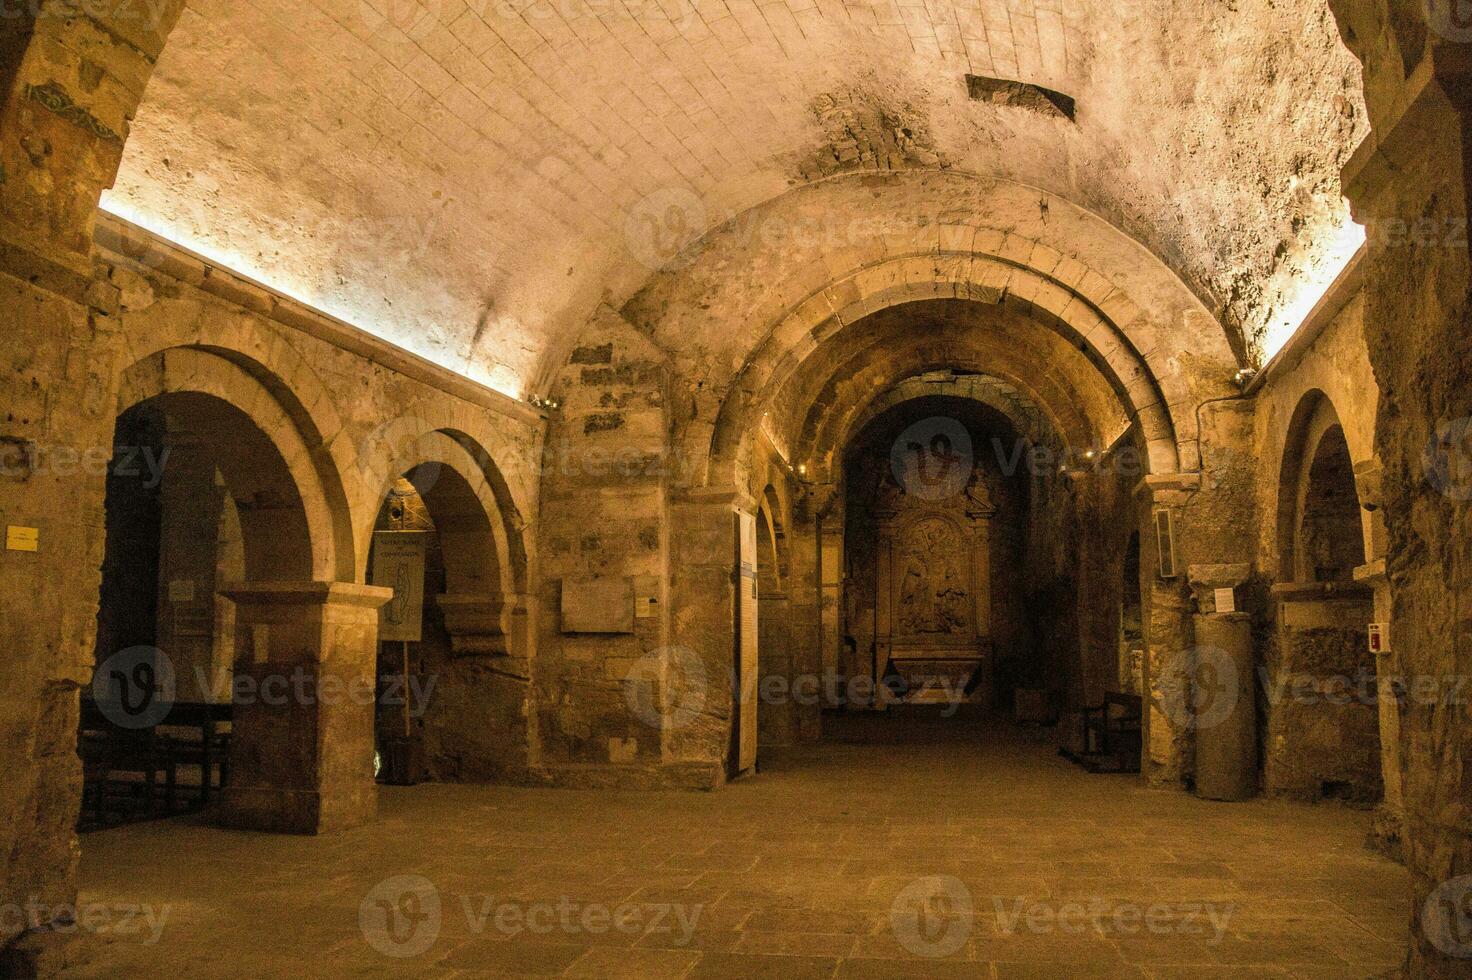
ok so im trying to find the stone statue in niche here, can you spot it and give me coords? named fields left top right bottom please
left=875, top=470, right=904, bottom=513
left=896, top=516, right=969, bottom=635
left=966, top=470, right=995, bottom=515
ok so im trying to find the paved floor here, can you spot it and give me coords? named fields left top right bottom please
left=69, top=710, right=1409, bottom=978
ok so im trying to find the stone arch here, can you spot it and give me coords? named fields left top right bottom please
left=115, top=346, right=351, bottom=581
left=697, top=263, right=1182, bottom=494
left=616, top=173, right=1239, bottom=498
left=831, top=375, right=1050, bottom=456
left=1266, top=386, right=1384, bottom=808
left=1276, top=390, right=1367, bottom=584
left=363, top=432, right=533, bottom=781
left=115, top=304, right=359, bottom=538
left=356, top=427, right=527, bottom=601
left=775, top=304, right=1119, bottom=484
left=112, top=297, right=367, bottom=571
left=823, top=375, right=1067, bottom=496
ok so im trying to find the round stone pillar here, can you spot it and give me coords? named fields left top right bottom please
left=1188, top=564, right=1256, bottom=802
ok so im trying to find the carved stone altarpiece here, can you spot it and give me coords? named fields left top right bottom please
left=873, top=469, right=994, bottom=703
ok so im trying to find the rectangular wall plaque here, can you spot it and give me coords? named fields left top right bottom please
left=5, top=525, right=38, bottom=552
left=1214, top=587, right=1236, bottom=614
left=561, top=576, right=635, bottom=633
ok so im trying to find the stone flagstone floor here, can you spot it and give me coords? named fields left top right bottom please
left=67, top=709, right=1409, bottom=978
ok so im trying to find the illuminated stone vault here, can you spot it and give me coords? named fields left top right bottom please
left=106, top=0, right=1366, bottom=394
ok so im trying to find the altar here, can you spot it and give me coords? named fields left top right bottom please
left=871, top=467, right=995, bottom=705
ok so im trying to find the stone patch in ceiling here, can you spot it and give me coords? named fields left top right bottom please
left=792, top=82, right=948, bottom=182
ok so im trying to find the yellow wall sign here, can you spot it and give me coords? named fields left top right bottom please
left=6, top=525, right=39, bottom=552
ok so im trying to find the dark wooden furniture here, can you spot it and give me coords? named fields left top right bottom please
left=1060, top=692, right=1143, bottom=774
left=78, top=699, right=232, bottom=830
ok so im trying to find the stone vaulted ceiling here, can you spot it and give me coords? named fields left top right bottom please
left=106, top=0, right=1366, bottom=397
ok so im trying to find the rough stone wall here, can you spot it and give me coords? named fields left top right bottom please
left=1318, top=2, right=1472, bottom=970
left=1016, top=452, right=1079, bottom=703
left=0, top=5, right=185, bottom=967
left=1332, top=35, right=1472, bottom=976
left=1249, top=285, right=1396, bottom=809
left=1073, top=448, right=1144, bottom=709
left=1010, top=432, right=1144, bottom=717
left=1266, top=622, right=1383, bottom=801
left=3, top=217, right=540, bottom=971
left=534, top=308, right=730, bottom=785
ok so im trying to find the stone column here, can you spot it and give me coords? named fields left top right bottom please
left=666, top=489, right=751, bottom=777
left=217, top=581, right=392, bottom=834
left=1188, top=564, right=1256, bottom=802
left=1135, top=473, right=1198, bottom=785
left=807, top=483, right=845, bottom=708
left=870, top=508, right=896, bottom=706
left=786, top=489, right=824, bottom=738
left=756, top=589, right=795, bottom=747
left=965, top=490, right=995, bottom=704
left=1353, top=457, right=1404, bottom=856
left=816, top=507, right=845, bottom=701
left=0, top=9, right=187, bottom=967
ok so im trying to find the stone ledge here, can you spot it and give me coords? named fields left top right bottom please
left=219, top=580, right=394, bottom=608
left=1353, top=559, right=1388, bottom=585
left=1271, top=580, right=1375, bottom=602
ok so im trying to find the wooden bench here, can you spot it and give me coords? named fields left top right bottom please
left=78, top=699, right=232, bottom=830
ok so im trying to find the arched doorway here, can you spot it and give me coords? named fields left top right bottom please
left=840, top=395, right=1035, bottom=711
left=85, top=351, right=380, bottom=837
left=1267, top=392, right=1382, bottom=804
left=364, top=433, right=531, bottom=785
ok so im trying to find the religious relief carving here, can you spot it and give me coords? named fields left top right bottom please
left=896, top=516, right=971, bottom=637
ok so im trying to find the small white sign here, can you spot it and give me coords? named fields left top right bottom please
left=1368, top=622, right=1388, bottom=654
left=1214, top=587, right=1236, bottom=614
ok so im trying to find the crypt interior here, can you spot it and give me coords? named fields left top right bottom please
left=2, top=0, right=1471, bottom=976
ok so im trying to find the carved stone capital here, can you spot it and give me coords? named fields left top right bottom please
left=1187, top=563, right=1252, bottom=613
left=436, top=592, right=523, bottom=656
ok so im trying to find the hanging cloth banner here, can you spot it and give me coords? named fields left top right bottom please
left=372, top=531, right=428, bottom=642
